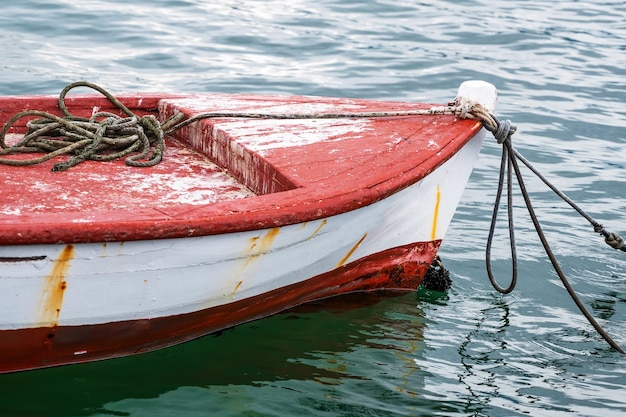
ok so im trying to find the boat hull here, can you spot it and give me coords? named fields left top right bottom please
left=0, top=132, right=483, bottom=373
left=0, top=81, right=496, bottom=373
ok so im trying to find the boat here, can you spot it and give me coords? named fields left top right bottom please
left=0, top=80, right=496, bottom=373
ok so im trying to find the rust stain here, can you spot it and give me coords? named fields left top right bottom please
left=238, top=227, right=281, bottom=274
left=430, top=185, right=441, bottom=241
left=37, top=244, right=74, bottom=326
left=307, top=219, right=328, bottom=240
left=246, top=227, right=280, bottom=258
left=336, top=232, right=368, bottom=268
left=226, top=228, right=280, bottom=299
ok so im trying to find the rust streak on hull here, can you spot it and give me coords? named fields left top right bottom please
left=307, top=219, right=328, bottom=239
left=37, top=244, right=74, bottom=327
left=247, top=227, right=280, bottom=258
left=431, top=185, right=441, bottom=241
left=235, top=227, right=281, bottom=284
left=336, top=232, right=368, bottom=268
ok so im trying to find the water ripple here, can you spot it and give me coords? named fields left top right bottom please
left=1, top=0, right=626, bottom=416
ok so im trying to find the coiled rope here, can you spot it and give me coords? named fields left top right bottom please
left=0, top=82, right=184, bottom=171
left=478, top=111, right=626, bottom=355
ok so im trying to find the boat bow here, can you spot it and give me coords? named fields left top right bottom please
left=0, top=81, right=496, bottom=373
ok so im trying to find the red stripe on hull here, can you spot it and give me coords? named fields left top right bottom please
left=0, top=240, right=440, bottom=374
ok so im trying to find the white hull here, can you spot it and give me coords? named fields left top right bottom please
left=1, top=130, right=483, bottom=330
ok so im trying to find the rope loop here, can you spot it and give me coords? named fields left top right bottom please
left=493, top=117, right=517, bottom=144
left=482, top=114, right=625, bottom=354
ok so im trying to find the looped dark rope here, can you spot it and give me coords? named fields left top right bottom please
left=493, top=117, right=516, bottom=144
left=476, top=110, right=625, bottom=354
left=509, top=141, right=626, bottom=253
left=0, top=81, right=183, bottom=171
left=485, top=135, right=518, bottom=294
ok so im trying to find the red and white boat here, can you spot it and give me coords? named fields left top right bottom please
left=0, top=80, right=496, bottom=373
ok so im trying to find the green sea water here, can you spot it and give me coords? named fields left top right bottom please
left=1, top=1, right=626, bottom=416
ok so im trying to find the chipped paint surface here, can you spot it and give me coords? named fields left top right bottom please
left=37, top=244, right=74, bottom=326
left=0, top=84, right=494, bottom=373
left=220, top=118, right=373, bottom=153
left=427, top=139, right=440, bottom=150
left=1, top=135, right=255, bottom=215
left=166, top=97, right=363, bottom=116
left=164, top=96, right=404, bottom=154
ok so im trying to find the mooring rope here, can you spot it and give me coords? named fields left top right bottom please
left=480, top=113, right=626, bottom=355
left=0, top=81, right=471, bottom=171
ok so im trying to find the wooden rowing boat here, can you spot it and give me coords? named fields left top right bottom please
left=0, top=80, right=496, bottom=373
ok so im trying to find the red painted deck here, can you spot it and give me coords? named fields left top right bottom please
left=0, top=93, right=481, bottom=245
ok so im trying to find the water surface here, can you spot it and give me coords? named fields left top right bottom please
left=1, top=1, right=626, bottom=416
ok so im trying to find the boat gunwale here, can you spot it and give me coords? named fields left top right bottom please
left=0, top=93, right=482, bottom=245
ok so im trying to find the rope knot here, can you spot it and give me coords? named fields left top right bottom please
left=139, top=115, right=164, bottom=143
left=492, top=117, right=517, bottom=144
left=605, top=232, right=625, bottom=250
left=456, top=102, right=473, bottom=119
